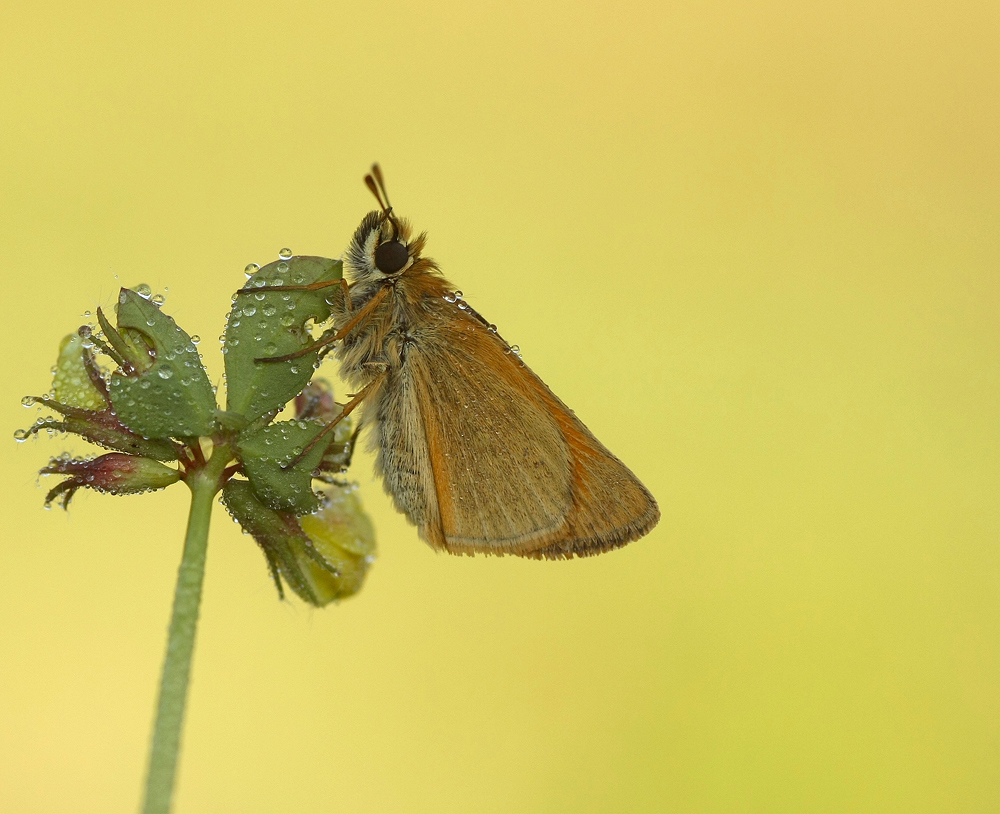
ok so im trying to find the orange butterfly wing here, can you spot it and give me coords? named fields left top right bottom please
left=376, top=303, right=659, bottom=559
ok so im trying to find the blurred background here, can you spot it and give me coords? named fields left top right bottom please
left=1, top=0, right=998, bottom=811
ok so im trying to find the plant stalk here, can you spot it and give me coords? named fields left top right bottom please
left=140, top=449, right=228, bottom=814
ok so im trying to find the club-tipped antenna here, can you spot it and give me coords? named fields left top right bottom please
left=364, top=163, right=392, bottom=213
left=364, top=163, right=399, bottom=239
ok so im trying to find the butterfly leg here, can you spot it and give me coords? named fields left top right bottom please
left=255, top=284, right=389, bottom=363
left=285, top=368, right=388, bottom=469
left=338, top=278, right=354, bottom=314
left=236, top=278, right=340, bottom=296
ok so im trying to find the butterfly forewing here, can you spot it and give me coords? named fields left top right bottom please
left=372, top=302, right=658, bottom=558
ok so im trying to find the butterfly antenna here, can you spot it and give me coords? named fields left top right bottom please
left=364, top=163, right=399, bottom=239
left=364, top=163, right=392, bottom=213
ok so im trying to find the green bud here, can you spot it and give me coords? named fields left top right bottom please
left=221, top=479, right=374, bottom=607
left=16, top=333, right=179, bottom=461
left=294, top=379, right=356, bottom=478
left=298, top=484, right=376, bottom=604
left=41, top=453, right=181, bottom=508
left=53, top=333, right=107, bottom=411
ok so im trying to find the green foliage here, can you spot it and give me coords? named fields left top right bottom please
left=224, top=256, right=342, bottom=423
left=236, top=419, right=331, bottom=514
left=20, top=260, right=374, bottom=608
left=107, top=289, right=218, bottom=438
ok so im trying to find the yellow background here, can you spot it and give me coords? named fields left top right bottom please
left=1, top=1, right=997, bottom=811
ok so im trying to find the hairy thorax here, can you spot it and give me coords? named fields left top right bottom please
left=331, top=271, right=452, bottom=391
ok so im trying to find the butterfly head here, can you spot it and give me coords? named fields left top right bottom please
left=345, top=164, right=425, bottom=283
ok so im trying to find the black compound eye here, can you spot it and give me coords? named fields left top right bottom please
left=374, top=240, right=409, bottom=273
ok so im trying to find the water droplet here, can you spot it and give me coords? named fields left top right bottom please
left=254, top=292, right=266, bottom=301
left=280, top=314, right=295, bottom=327
left=140, top=380, right=152, bottom=389
left=488, top=324, right=498, bottom=333
left=264, top=342, right=278, bottom=355
left=13, top=428, right=29, bottom=441
left=457, top=301, right=467, bottom=310
left=245, top=263, right=260, bottom=278
left=243, top=305, right=257, bottom=317
left=279, top=248, right=292, bottom=259
left=190, top=335, right=201, bottom=345
left=263, top=305, right=277, bottom=317
left=135, top=283, right=152, bottom=298
left=454, top=290, right=463, bottom=298
left=277, top=261, right=290, bottom=273
left=444, top=293, right=455, bottom=303
left=21, top=396, right=35, bottom=407
left=152, top=293, right=166, bottom=306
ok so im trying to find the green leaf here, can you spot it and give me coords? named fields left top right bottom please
left=224, top=256, right=342, bottom=423
left=106, top=289, right=218, bottom=439
left=220, top=479, right=322, bottom=605
left=236, top=419, right=331, bottom=514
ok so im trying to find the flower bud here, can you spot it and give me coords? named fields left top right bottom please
left=41, top=453, right=181, bottom=508
left=222, top=479, right=375, bottom=607
left=295, top=378, right=356, bottom=477
left=298, top=484, right=376, bottom=604
left=17, top=334, right=179, bottom=462
left=53, top=333, right=108, bottom=411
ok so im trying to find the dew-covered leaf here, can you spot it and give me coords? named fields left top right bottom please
left=236, top=419, right=331, bottom=514
left=224, top=256, right=342, bottom=423
left=220, top=479, right=321, bottom=605
left=107, top=288, right=217, bottom=439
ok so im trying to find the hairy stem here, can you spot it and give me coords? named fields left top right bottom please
left=140, top=446, right=229, bottom=814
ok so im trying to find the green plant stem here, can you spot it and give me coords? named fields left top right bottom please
left=140, top=447, right=229, bottom=814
